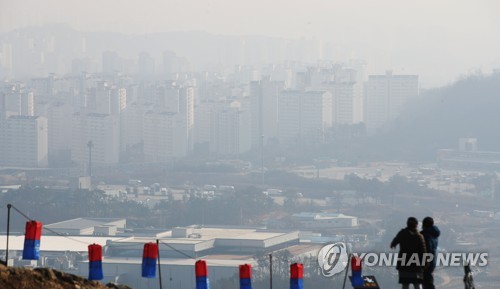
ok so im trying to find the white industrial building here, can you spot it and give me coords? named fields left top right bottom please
left=75, top=225, right=320, bottom=289
left=43, top=218, right=126, bottom=236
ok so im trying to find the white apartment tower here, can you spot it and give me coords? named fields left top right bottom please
left=179, top=86, right=195, bottom=151
left=194, top=101, right=251, bottom=156
left=1, top=84, right=34, bottom=117
left=364, top=71, right=418, bottom=133
left=120, top=102, right=144, bottom=152
left=278, top=90, right=332, bottom=144
left=332, top=81, right=364, bottom=125
left=71, top=113, right=120, bottom=167
left=0, top=116, right=48, bottom=167
left=250, top=79, right=284, bottom=147
left=143, top=111, right=187, bottom=161
left=47, top=102, right=72, bottom=160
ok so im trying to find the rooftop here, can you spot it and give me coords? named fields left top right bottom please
left=44, top=217, right=126, bottom=230
left=0, top=235, right=121, bottom=252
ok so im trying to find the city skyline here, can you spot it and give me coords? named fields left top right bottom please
left=1, top=1, right=499, bottom=87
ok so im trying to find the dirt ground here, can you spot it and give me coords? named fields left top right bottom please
left=0, top=263, right=132, bottom=289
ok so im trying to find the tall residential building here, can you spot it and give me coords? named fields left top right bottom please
left=138, top=52, right=155, bottom=79
left=30, top=75, right=55, bottom=101
left=332, top=81, right=364, bottom=125
left=250, top=79, right=284, bottom=147
left=297, top=64, right=365, bottom=126
left=0, top=116, right=48, bottom=167
left=143, top=111, right=187, bottom=161
left=213, top=103, right=251, bottom=156
left=194, top=101, right=251, bottom=156
left=120, top=102, right=144, bottom=152
left=71, top=113, right=120, bottom=167
left=156, top=84, right=195, bottom=152
left=102, top=51, right=122, bottom=75
left=364, top=71, right=418, bottom=133
left=47, top=102, right=73, bottom=161
left=179, top=86, right=195, bottom=151
left=194, top=103, right=214, bottom=150
left=278, top=90, right=332, bottom=144
left=1, top=84, right=34, bottom=117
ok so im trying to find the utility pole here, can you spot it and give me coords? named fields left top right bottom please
left=269, top=253, right=273, bottom=289
left=157, top=239, right=163, bottom=289
left=5, top=204, right=11, bottom=266
left=261, top=135, right=265, bottom=188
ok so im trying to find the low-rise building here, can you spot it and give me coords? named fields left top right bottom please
left=292, top=212, right=358, bottom=228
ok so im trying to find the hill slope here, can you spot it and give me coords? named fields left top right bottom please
left=371, top=72, right=500, bottom=161
left=0, top=263, right=132, bottom=289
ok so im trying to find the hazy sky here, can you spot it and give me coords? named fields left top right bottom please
left=1, top=0, right=499, bottom=86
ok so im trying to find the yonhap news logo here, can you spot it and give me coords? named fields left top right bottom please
left=317, top=242, right=349, bottom=277
left=317, top=242, right=488, bottom=277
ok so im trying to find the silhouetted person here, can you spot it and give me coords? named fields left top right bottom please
left=463, top=263, right=475, bottom=289
left=391, top=217, right=427, bottom=289
left=420, top=217, right=440, bottom=289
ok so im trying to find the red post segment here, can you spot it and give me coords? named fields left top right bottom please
left=143, top=242, right=159, bottom=259
left=239, top=264, right=252, bottom=279
left=290, top=263, right=303, bottom=279
left=196, top=260, right=208, bottom=277
left=88, top=244, right=102, bottom=262
left=25, top=221, right=43, bottom=240
left=351, top=256, right=362, bottom=272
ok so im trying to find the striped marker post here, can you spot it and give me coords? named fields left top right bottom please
left=142, top=242, right=159, bottom=278
left=22, top=220, right=42, bottom=260
left=195, top=260, right=210, bottom=289
left=351, top=256, right=363, bottom=287
left=290, top=263, right=303, bottom=289
left=88, top=244, right=103, bottom=280
left=239, top=264, right=252, bottom=289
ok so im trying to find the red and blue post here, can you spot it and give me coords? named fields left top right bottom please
left=239, top=264, right=252, bottom=289
left=351, top=256, right=363, bottom=287
left=88, top=244, right=103, bottom=280
left=142, top=242, right=159, bottom=278
left=195, top=260, right=209, bottom=289
left=290, top=263, right=303, bottom=289
left=22, top=220, right=42, bottom=260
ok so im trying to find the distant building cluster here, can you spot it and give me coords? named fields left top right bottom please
left=0, top=49, right=419, bottom=169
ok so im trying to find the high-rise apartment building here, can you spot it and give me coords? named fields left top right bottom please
left=120, top=102, right=144, bottom=152
left=277, top=90, right=332, bottom=144
left=0, top=115, right=48, bottom=167
left=143, top=111, right=187, bottom=161
left=71, top=113, right=120, bottom=167
left=1, top=84, right=34, bottom=117
left=332, top=81, right=364, bottom=125
left=364, top=71, right=418, bottom=133
left=215, top=104, right=251, bottom=156
left=194, top=101, right=251, bottom=156
left=250, top=79, right=284, bottom=147
left=47, top=102, right=72, bottom=161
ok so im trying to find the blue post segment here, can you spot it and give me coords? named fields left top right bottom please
left=89, top=260, right=103, bottom=280
left=196, top=276, right=210, bottom=289
left=142, top=257, right=157, bottom=278
left=240, top=278, right=252, bottom=289
left=351, top=271, right=363, bottom=287
left=22, top=239, right=40, bottom=260
left=290, top=278, right=303, bottom=289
